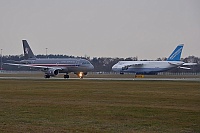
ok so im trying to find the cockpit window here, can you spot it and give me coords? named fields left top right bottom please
left=118, top=62, right=124, bottom=65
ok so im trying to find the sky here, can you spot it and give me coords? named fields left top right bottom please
left=0, top=0, right=200, bottom=60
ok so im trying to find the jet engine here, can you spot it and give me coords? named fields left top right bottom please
left=83, top=72, right=87, bottom=75
left=45, top=69, right=59, bottom=76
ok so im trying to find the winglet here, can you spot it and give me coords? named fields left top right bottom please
left=167, top=44, right=184, bottom=61
left=22, top=40, right=36, bottom=59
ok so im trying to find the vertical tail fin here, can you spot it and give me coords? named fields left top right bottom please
left=167, top=44, right=184, bottom=61
left=22, top=40, right=36, bottom=59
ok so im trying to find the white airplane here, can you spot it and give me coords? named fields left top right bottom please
left=5, top=40, right=94, bottom=79
left=112, top=44, right=196, bottom=75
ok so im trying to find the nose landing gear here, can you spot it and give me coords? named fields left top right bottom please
left=78, top=72, right=84, bottom=79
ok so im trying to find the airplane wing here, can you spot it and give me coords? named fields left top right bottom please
left=168, top=62, right=184, bottom=66
left=182, top=63, right=197, bottom=66
left=4, top=63, right=64, bottom=71
left=178, top=66, right=191, bottom=70
left=168, top=62, right=197, bottom=66
left=178, top=63, right=197, bottom=70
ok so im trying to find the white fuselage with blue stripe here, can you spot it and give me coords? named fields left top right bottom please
left=112, top=44, right=186, bottom=75
left=112, top=61, right=184, bottom=74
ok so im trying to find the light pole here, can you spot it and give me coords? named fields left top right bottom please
left=46, top=48, right=48, bottom=58
left=1, top=49, right=2, bottom=70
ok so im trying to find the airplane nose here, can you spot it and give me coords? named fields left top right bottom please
left=112, top=64, right=117, bottom=71
left=90, top=64, right=94, bottom=70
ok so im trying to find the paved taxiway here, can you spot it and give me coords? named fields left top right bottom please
left=0, top=76, right=200, bottom=81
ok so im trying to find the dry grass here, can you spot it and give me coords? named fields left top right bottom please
left=0, top=79, right=200, bottom=133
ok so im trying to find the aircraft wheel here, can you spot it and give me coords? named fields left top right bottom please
left=64, top=74, right=69, bottom=79
left=45, top=75, right=50, bottom=78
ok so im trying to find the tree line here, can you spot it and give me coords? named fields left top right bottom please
left=1, top=54, right=200, bottom=73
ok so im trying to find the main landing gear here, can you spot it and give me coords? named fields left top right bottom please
left=44, top=74, right=69, bottom=79
left=64, top=74, right=69, bottom=79
left=44, top=73, right=84, bottom=79
left=45, top=75, right=50, bottom=78
left=77, top=72, right=84, bottom=79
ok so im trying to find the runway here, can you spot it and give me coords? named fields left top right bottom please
left=0, top=76, right=200, bottom=81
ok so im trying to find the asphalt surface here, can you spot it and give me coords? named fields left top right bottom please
left=0, top=76, right=200, bottom=81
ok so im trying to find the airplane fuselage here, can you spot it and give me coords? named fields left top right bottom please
left=112, top=61, right=184, bottom=74
left=5, top=40, right=94, bottom=79
left=20, top=58, right=94, bottom=74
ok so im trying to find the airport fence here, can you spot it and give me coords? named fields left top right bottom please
left=91, top=72, right=200, bottom=75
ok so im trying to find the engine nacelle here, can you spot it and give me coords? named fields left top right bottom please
left=45, top=69, right=59, bottom=76
left=83, top=72, right=87, bottom=75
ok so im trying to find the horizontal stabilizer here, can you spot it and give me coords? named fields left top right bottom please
left=182, top=63, right=197, bottom=66
left=179, top=66, right=191, bottom=70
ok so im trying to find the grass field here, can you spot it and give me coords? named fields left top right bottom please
left=0, top=79, right=200, bottom=133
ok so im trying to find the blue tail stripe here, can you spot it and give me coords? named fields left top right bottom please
left=167, top=44, right=184, bottom=61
